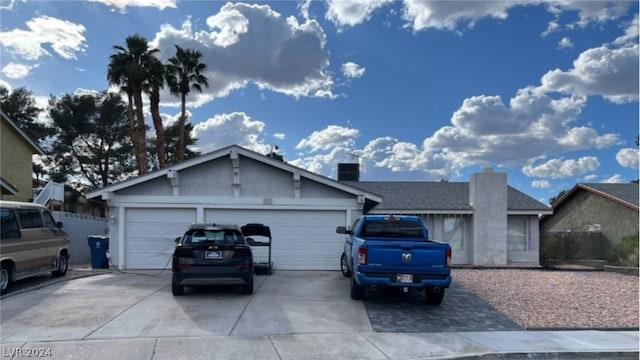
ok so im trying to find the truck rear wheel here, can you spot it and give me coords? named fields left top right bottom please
left=350, top=275, right=364, bottom=300
left=425, top=287, right=445, bottom=305
left=340, top=253, right=351, bottom=277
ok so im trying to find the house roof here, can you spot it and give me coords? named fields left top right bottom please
left=0, top=177, right=19, bottom=195
left=85, top=144, right=382, bottom=203
left=0, top=111, right=44, bottom=155
left=551, top=183, right=639, bottom=213
left=342, top=181, right=553, bottom=214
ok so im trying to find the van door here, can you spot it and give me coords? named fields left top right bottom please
left=42, top=210, right=67, bottom=265
left=15, top=208, right=50, bottom=270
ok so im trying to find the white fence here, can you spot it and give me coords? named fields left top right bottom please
left=53, top=211, right=108, bottom=265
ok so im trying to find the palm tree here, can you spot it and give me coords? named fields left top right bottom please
left=108, top=34, right=159, bottom=175
left=165, top=45, right=209, bottom=162
left=146, top=56, right=167, bottom=168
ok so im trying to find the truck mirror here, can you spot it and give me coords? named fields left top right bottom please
left=336, top=226, right=351, bottom=234
left=174, top=236, right=182, bottom=243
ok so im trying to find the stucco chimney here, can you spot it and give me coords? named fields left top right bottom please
left=469, top=168, right=508, bottom=266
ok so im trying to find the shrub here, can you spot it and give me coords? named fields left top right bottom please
left=607, top=232, right=639, bottom=267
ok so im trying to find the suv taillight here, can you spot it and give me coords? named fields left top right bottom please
left=358, top=247, right=367, bottom=265
left=446, top=248, right=452, bottom=267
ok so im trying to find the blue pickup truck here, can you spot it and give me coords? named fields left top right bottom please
left=337, top=215, right=452, bottom=305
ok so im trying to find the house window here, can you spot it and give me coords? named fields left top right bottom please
left=508, top=217, right=528, bottom=251
left=443, top=216, right=464, bottom=251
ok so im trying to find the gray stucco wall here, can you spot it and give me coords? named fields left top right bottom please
left=53, top=211, right=108, bottom=265
left=540, top=189, right=639, bottom=247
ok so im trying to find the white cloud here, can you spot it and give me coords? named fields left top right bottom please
left=324, top=1, right=633, bottom=34
left=0, top=79, right=11, bottom=92
left=539, top=44, right=639, bottom=104
left=88, top=0, right=176, bottom=11
left=558, top=37, right=573, bottom=49
left=546, top=1, right=633, bottom=28
left=532, top=180, right=551, bottom=189
left=341, top=62, right=366, bottom=78
left=1, top=62, right=35, bottom=79
left=296, top=125, right=359, bottom=152
left=522, top=157, right=601, bottom=179
left=273, top=133, right=286, bottom=140
left=0, top=16, right=86, bottom=61
left=401, top=0, right=523, bottom=32
left=582, top=174, right=598, bottom=181
left=151, top=3, right=335, bottom=107
left=191, top=112, right=269, bottom=155
left=325, top=0, right=394, bottom=28
left=616, top=148, right=639, bottom=169
left=614, top=14, right=639, bottom=45
left=603, top=174, right=624, bottom=183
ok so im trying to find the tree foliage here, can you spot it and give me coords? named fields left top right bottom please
left=549, top=189, right=568, bottom=206
left=165, top=45, right=209, bottom=162
left=108, top=33, right=160, bottom=175
left=149, top=121, right=200, bottom=170
left=0, top=86, right=50, bottom=144
left=47, top=91, right=135, bottom=191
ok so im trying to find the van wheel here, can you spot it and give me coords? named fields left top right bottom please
left=52, top=253, right=68, bottom=277
left=1, top=263, right=11, bottom=295
left=340, top=253, right=352, bottom=277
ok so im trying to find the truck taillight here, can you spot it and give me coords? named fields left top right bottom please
left=446, top=248, right=452, bottom=267
left=358, top=247, right=367, bottom=265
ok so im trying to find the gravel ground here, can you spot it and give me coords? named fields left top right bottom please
left=452, top=268, right=639, bottom=329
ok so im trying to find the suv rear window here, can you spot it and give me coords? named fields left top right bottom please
left=184, top=229, right=245, bottom=245
left=0, top=209, right=20, bottom=240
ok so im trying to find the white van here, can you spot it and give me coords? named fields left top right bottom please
left=0, top=201, right=70, bottom=295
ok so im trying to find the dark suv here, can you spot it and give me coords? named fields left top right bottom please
left=171, top=223, right=269, bottom=296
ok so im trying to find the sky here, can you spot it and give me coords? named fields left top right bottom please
left=0, top=0, right=638, bottom=205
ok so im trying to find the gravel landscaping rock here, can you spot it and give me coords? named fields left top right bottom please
left=452, top=269, right=639, bottom=330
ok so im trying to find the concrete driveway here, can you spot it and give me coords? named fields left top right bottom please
left=0, top=270, right=371, bottom=342
left=1, top=270, right=638, bottom=360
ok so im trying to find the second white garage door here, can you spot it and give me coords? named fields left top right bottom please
left=205, top=209, right=346, bottom=270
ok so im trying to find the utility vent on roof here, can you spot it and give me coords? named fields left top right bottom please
left=338, top=163, right=359, bottom=181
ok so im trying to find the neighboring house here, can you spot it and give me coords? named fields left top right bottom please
left=540, top=183, right=639, bottom=250
left=0, top=111, right=44, bottom=202
left=87, top=144, right=552, bottom=270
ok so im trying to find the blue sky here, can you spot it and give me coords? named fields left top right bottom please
left=1, top=0, right=638, bottom=204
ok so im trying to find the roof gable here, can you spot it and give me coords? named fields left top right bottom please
left=1, top=111, right=44, bottom=155
left=86, top=144, right=381, bottom=201
left=553, top=183, right=639, bottom=211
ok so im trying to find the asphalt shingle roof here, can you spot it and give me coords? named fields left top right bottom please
left=342, top=181, right=551, bottom=212
left=579, top=183, right=639, bottom=209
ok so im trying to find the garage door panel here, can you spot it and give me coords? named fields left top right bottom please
left=125, top=208, right=196, bottom=269
left=205, top=209, right=345, bottom=270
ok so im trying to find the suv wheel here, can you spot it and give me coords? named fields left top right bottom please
left=242, top=274, right=254, bottom=295
left=52, top=253, right=68, bottom=277
left=1, top=263, right=11, bottom=295
left=171, top=277, right=184, bottom=296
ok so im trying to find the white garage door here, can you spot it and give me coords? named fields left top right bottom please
left=125, top=208, right=196, bottom=269
left=205, top=209, right=346, bottom=270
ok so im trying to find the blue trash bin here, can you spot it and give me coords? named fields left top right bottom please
left=88, top=236, right=109, bottom=269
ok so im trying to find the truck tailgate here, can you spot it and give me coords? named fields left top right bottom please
left=362, top=240, right=449, bottom=274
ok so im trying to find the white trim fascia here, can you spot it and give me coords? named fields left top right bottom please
left=508, top=210, right=553, bottom=215
left=111, top=195, right=357, bottom=206
left=86, top=145, right=382, bottom=203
